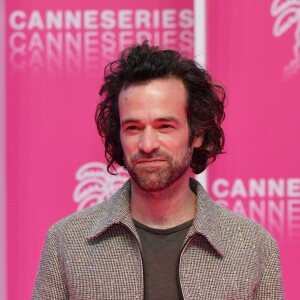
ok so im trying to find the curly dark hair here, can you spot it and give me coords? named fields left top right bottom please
left=95, top=41, right=225, bottom=175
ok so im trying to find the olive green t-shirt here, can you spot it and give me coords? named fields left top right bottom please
left=134, top=219, right=193, bottom=300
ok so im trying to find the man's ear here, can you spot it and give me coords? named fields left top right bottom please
left=192, top=130, right=204, bottom=149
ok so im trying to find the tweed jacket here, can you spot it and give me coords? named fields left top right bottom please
left=32, top=179, right=284, bottom=299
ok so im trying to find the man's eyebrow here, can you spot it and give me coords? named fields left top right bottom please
left=121, top=116, right=180, bottom=126
left=155, top=116, right=179, bottom=122
left=121, top=118, right=141, bottom=126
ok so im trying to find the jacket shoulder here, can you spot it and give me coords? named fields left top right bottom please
left=213, top=200, right=279, bottom=250
left=49, top=200, right=109, bottom=236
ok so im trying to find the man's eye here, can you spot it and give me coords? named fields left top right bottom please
left=161, top=124, right=174, bottom=129
left=159, top=124, right=175, bottom=131
left=126, top=125, right=139, bottom=132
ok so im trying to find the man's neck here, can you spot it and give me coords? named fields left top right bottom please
left=130, top=174, right=197, bottom=229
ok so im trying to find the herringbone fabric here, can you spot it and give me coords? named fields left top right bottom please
left=32, top=179, right=284, bottom=299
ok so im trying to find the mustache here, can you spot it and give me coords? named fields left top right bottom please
left=130, top=150, right=172, bottom=164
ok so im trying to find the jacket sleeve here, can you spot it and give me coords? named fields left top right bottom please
left=32, top=225, right=69, bottom=299
left=255, top=239, right=284, bottom=300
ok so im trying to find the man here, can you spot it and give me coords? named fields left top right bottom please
left=32, top=41, right=284, bottom=299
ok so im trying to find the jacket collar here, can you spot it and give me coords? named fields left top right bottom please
left=188, top=178, right=225, bottom=257
left=86, top=178, right=224, bottom=257
left=86, top=180, right=136, bottom=239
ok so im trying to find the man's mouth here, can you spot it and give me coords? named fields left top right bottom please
left=135, top=158, right=167, bottom=167
left=137, top=158, right=165, bottom=163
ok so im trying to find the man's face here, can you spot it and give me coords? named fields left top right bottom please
left=119, top=77, right=203, bottom=191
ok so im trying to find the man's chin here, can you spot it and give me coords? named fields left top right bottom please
left=130, top=171, right=169, bottom=191
left=134, top=180, right=169, bottom=192
left=128, top=162, right=190, bottom=191
left=132, top=170, right=184, bottom=191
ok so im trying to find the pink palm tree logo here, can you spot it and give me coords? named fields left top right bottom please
left=73, top=162, right=129, bottom=211
left=271, top=0, right=300, bottom=77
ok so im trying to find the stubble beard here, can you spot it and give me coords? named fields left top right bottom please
left=125, top=147, right=193, bottom=191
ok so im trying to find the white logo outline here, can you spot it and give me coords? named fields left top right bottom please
left=73, top=161, right=129, bottom=211
left=271, top=0, right=300, bottom=77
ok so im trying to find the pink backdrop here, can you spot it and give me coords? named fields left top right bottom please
left=4, top=0, right=300, bottom=299
left=206, top=1, right=300, bottom=299
left=5, top=1, right=194, bottom=299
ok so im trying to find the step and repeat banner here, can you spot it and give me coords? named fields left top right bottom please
left=4, top=0, right=299, bottom=299
left=5, top=0, right=194, bottom=299
left=206, top=1, right=300, bottom=299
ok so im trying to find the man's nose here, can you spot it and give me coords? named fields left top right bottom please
left=138, top=127, right=160, bottom=153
